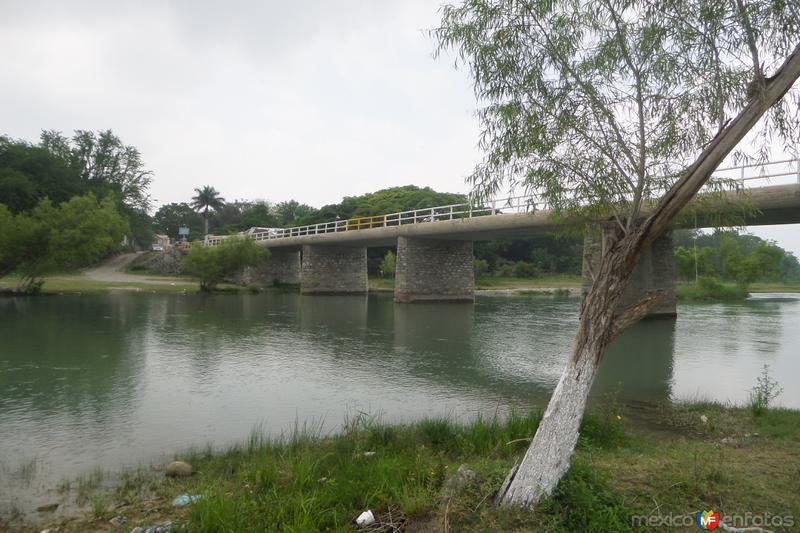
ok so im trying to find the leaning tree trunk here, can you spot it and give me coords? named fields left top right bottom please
left=496, top=227, right=655, bottom=506
left=496, top=42, right=800, bottom=507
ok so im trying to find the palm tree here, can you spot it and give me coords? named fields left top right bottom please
left=191, top=186, right=225, bottom=236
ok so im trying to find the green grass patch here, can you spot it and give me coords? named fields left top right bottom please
left=22, top=404, right=800, bottom=532
left=0, top=274, right=222, bottom=295
left=677, top=276, right=749, bottom=300
left=368, top=277, right=395, bottom=291
left=368, top=274, right=581, bottom=292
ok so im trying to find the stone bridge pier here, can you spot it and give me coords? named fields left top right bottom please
left=300, top=245, right=368, bottom=294
left=394, top=236, right=474, bottom=303
left=240, top=249, right=301, bottom=286
left=581, top=231, right=677, bottom=318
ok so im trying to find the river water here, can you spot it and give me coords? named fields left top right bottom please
left=1, top=291, right=798, bottom=513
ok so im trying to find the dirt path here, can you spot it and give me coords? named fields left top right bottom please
left=83, top=253, right=188, bottom=285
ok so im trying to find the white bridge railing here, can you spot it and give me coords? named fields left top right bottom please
left=204, top=158, right=800, bottom=247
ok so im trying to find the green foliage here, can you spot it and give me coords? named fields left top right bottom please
left=577, top=411, right=628, bottom=451
left=184, top=411, right=542, bottom=531
left=749, top=364, right=783, bottom=417
left=379, top=250, right=396, bottom=278
left=124, top=208, right=155, bottom=249
left=184, top=237, right=268, bottom=291
left=0, top=204, right=48, bottom=282
left=154, top=203, right=205, bottom=240
left=435, top=0, right=800, bottom=224
left=677, top=276, right=749, bottom=300
left=191, top=185, right=225, bottom=235
left=0, top=194, right=128, bottom=291
left=239, top=201, right=278, bottom=229
left=295, top=185, right=465, bottom=226
left=40, top=129, right=153, bottom=211
left=512, top=260, right=540, bottom=278
left=273, top=199, right=317, bottom=227
left=674, top=229, right=796, bottom=284
left=540, top=461, right=636, bottom=533
left=37, top=195, right=129, bottom=270
left=37, top=403, right=800, bottom=532
left=0, top=136, right=83, bottom=213
left=675, top=246, right=717, bottom=281
left=473, top=258, right=489, bottom=278
left=1, top=131, right=153, bottom=254
left=474, top=236, right=583, bottom=276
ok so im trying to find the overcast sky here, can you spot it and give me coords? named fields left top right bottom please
left=1, top=1, right=798, bottom=255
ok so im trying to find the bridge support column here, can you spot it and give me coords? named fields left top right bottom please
left=240, top=249, right=300, bottom=286
left=301, top=245, right=368, bottom=294
left=395, top=236, right=474, bottom=303
left=581, top=231, right=676, bottom=318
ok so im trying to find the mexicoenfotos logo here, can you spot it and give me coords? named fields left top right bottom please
left=696, top=510, right=720, bottom=530
left=632, top=511, right=794, bottom=529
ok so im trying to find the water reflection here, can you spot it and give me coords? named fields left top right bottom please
left=0, top=291, right=798, bottom=512
left=593, top=318, right=675, bottom=403
left=0, top=296, right=145, bottom=418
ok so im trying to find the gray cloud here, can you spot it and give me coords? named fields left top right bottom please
left=1, top=1, right=798, bottom=256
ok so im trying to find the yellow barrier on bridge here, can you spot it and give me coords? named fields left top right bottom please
left=346, top=215, right=386, bottom=230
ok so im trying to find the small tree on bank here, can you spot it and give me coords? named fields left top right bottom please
left=184, top=237, right=268, bottom=291
left=379, top=250, right=396, bottom=278
left=436, top=0, right=800, bottom=507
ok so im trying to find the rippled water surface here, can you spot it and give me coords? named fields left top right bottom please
left=1, top=291, right=798, bottom=512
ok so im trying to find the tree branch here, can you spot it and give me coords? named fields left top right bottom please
left=732, top=0, right=764, bottom=83
left=610, top=290, right=667, bottom=340
left=640, top=41, right=800, bottom=246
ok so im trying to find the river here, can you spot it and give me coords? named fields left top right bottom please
left=1, top=291, right=798, bottom=514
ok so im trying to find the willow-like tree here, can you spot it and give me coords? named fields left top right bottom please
left=436, top=0, right=800, bottom=507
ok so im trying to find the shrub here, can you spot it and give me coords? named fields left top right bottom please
left=379, top=250, right=396, bottom=278
left=494, top=260, right=515, bottom=277
left=749, top=364, right=783, bottom=417
left=184, top=237, right=268, bottom=291
left=473, top=258, right=489, bottom=278
left=676, top=276, right=748, bottom=300
left=513, top=260, right=541, bottom=278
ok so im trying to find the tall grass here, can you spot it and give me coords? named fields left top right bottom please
left=176, top=409, right=641, bottom=532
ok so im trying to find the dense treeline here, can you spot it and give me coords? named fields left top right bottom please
left=153, top=186, right=466, bottom=239
left=0, top=130, right=154, bottom=291
left=3, top=129, right=799, bottom=289
left=0, top=131, right=154, bottom=247
left=163, top=183, right=798, bottom=284
left=674, top=230, right=800, bottom=284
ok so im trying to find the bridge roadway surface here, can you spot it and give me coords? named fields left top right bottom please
left=253, top=184, right=800, bottom=250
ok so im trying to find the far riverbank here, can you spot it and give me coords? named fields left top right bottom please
left=2, top=266, right=798, bottom=297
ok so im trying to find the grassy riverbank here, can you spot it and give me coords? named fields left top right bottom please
left=369, top=274, right=582, bottom=292
left=677, top=277, right=800, bottom=300
left=3, top=272, right=797, bottom=297
left=0, top=274, right=255, bottom=295
left=15, top=402, right=800, bottom=532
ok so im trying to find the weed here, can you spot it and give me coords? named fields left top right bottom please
left=749, top=364, right=783, bottom=416
left=90, top=494, right=108, bottom=518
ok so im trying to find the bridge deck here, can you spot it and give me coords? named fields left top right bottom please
left=252, top=184, right=800, bottom=250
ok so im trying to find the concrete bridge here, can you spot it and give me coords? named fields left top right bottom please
left=208, top=160, right=800, bottom=316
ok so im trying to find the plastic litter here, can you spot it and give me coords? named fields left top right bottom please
left=171, top=494, right=201, bottom=507
left=356, top=509, right=375, bottom=526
